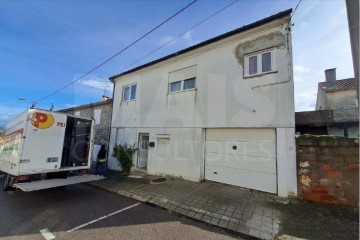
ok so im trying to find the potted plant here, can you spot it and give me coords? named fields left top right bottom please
left=112, top=143, right=137, bottom=175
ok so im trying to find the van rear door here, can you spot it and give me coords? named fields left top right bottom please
left=61, top=116, right=92, bottom=168
left=19, top=110, right=66, bottom=174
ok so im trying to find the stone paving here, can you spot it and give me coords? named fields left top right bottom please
left=90, top=171, right=359, bottom=240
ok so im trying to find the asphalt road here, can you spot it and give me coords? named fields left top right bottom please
left=0, top=176, right=241, bottom=240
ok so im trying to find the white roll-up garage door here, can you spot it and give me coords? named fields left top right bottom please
left=205, top=128, right=277, bottom=193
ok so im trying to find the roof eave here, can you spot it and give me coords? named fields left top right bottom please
left=58, top=99, right=113, bottom=112
left=109, top=8, right=292, bottom=82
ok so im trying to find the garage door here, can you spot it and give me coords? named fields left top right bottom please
left=205, top=128, right=277, bottom=193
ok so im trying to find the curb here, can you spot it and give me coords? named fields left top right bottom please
left=88, top=182, right=260, bottom=240
left=88, top=182, right=151, bottom=202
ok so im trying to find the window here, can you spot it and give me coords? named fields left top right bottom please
left=169, top=78, right=196, bottom=93
left=122, top=84, right=137, bottom=102
left=262, top=52, right=272, bottom=72
left=93, top=109, right=101, bottom=125
left=168, top=65, right=197, bottom=93
left=244, top=49, right=276, bottom=77
left=249, top=56, right=258, bottom=75
left=170, top=81, right=182, bottom=92
left=183, top=78, right=195, bottom=90
left=130, top=84, right=137, bottom=100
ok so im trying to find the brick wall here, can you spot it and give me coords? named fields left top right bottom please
left=296, top=135, right=359, bottom=206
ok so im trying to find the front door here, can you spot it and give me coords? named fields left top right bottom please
left=138, top=134, right=149, bottom=168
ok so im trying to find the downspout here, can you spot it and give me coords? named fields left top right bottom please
left=286, top=19, right=295, bottom=120
left=106, top=78, right=116, bottom=169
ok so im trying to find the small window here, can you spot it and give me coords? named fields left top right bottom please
left=93, top=109, right=101, bottom=125
left=244, top=49, right=276, bottom=77
left=123, top=86, right=130, bottom=101
left=170, top=81, right=182, bottom=92
left=183, top=78, right=195, bottom=90
left=122, top=84, right=137, bottom=102
left=262, top=52, right=272, bottom=72
left=249, top=56, right=258, bottom=75
left=169, top=78, right=196, bottom=93
left=130, top=85, right=137, bottom=100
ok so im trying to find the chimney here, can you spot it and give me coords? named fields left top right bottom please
left=325, top=68, right=336, bottom=90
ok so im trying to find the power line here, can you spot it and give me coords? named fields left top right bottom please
left=53, top=0, right=240, bottom=109
left=41, top=76, right=110, bottom=108
left=34, top=0, right=199, bottom=105
left=52, top=81, right=112, bottom=107
left=114, top=0, right=240, bottom=75
left=291, top=0, right=302, bottom=18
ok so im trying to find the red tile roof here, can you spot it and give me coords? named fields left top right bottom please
left=319, top=78, right=356, bottom=92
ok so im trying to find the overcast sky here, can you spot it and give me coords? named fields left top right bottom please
left=0, top=0, right=353, bottom=129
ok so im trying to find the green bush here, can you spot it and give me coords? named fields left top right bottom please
left=112, top=143, right=137, bottom=174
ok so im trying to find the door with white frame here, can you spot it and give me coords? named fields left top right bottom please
left=138, top=133, right=149, bottom=169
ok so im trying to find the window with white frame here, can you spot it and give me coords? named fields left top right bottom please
left=122, top=83, right=137, bottom=102
left=93, top=109, right=101, bottom=125
left=169, top=78, right=196, bottom=93
left=168, top=65, right=197, bottom=94
left=244, top=49, right=276, bottom=77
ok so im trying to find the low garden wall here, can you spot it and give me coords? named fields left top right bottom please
left=296, top=135, right=359, bottom=207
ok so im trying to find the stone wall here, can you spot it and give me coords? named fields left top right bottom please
left=296, top=135, right=359, bottom=206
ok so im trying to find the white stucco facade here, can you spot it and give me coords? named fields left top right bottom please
left=316, top=88, right=358, bottom=111
left=108, top=12, right=297, bottom=196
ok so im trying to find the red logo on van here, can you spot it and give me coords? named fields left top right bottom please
left=31, top=112, right=54, bottom=129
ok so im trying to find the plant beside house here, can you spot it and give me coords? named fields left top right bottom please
left=112, top=144, right=137, bottom=174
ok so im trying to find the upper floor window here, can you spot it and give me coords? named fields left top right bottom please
left=169, top=78, right=196, bottom=93
left=244, top=49, right=276, bottom=77
left=122, top=83, right=137, bottom=102
left=93, top=109, right=101, bottom=125
left=168, top=65, right=197, bottom=94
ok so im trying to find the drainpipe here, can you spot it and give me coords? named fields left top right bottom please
left=345, top=0, right=359, bottom=106
left=105, top=80, right=115, bottom=170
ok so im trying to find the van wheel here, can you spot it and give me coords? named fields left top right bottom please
left=3, top=174, right=14, bottom=191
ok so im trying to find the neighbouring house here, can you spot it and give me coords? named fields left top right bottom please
left=108, top=9, right=297, bottom=197
left=296, top=68, right=358, bottom=138
left=59, top=99, right=113, bottom=161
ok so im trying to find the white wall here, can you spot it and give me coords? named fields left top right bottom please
left=276, top=127, right=297, bottom=197
left=316, top=88, right=357, bottom=111
left=108, top=127, right=204, bottom=181
left=326, top=90, right=357, bottom=110
left=147, top=127, right=204, bottom=181
left=111, top=19, right=294, bottom=130
left=109, top=15, right=296, bottom=196
left=316, top=86, right=328, bottom=110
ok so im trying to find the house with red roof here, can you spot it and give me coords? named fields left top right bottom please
left=296, top=68, right=358, bottom=138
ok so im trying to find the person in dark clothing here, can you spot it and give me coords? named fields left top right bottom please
left=95, top=144, right=107, bottom=175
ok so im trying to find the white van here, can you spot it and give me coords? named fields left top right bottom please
left=0, top=108, right=103, bottom=191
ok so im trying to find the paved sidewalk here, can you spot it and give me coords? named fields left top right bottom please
left=90, top=171, right=359, bottom=240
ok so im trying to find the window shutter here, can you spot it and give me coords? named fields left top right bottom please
left=168, top=65, right=197, bottom=83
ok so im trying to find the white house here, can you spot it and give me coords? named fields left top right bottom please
left=108, top=9, right=297, bottom=197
